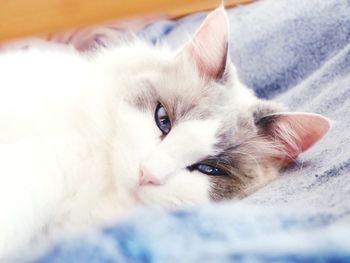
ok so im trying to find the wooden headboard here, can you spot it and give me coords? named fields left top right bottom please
left=0, top=0, right=253, bottom=41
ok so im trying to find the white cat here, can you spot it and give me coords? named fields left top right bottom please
left=0, top=9, right=329, bottom=260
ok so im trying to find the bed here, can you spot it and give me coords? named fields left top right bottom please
left=1, top=0, right=350, bottom=262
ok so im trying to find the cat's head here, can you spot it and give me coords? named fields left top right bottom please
left=108, top=9, right=330, bottom=207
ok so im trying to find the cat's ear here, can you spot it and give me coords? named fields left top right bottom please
left=256, top=112, right=331, bottom=163
left=176, top=8, right=229, bottom=80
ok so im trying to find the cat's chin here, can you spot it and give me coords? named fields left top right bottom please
left=133, top=185, right=160, bottom=205
left=133, top=185, right=179, bottom=208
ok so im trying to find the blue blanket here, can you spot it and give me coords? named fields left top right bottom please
left=33, top=0, right=350, bottom=262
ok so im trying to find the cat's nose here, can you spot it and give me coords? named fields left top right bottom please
left=139, top=166, right=160, bottom=186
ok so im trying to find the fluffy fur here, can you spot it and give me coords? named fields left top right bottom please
left=0, top=9, right=329, bottom=260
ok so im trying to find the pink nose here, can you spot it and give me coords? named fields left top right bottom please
left=139, top=167, right=160, bottom=186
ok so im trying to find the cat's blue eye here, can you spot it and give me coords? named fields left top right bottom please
left=189, top=163, right=225, bottom=176
left=155, top=103, right=171, bottom=135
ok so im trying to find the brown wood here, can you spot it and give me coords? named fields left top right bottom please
left=0, top=0, right=254, bottom=41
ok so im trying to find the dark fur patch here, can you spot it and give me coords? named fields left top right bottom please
left=208, top=102, right=286, bottom=201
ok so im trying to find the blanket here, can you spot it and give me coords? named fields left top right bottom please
left=31, top=0, right=350, bottom=262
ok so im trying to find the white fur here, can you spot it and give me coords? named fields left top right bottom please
left=0, top=9, right=265, bottom=259
left=0, top=41, right=241, bottom=259
left=141, top=119, right=220, bottom=183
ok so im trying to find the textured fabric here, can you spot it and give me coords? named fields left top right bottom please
left=34, top=204, right=350, bottom=263
left=30, top=0, right=350, bottom=262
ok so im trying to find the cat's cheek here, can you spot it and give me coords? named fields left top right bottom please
left=136, top=171, right=211, bottom=207
left=111, top=101, right=160, bottom=189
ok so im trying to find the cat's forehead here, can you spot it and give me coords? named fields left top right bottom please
left=122, top=49, right=259, bottom=140
left=129, top=59, right=232, bottom=123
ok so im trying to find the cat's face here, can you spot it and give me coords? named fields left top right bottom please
left=108, top=9, right=330, bottom=207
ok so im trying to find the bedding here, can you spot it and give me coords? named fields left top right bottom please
left=8, top=0, right=350, bottom=262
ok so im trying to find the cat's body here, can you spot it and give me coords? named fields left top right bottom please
left=0, top=9, right=330, bottom=260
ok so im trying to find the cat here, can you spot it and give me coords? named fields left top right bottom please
left=0, top=8, right=330, bottom=261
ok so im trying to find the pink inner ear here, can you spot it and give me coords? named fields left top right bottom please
left=267, top=112, right=331, bottom=160
left=176, top=9, right=229, bottom=79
